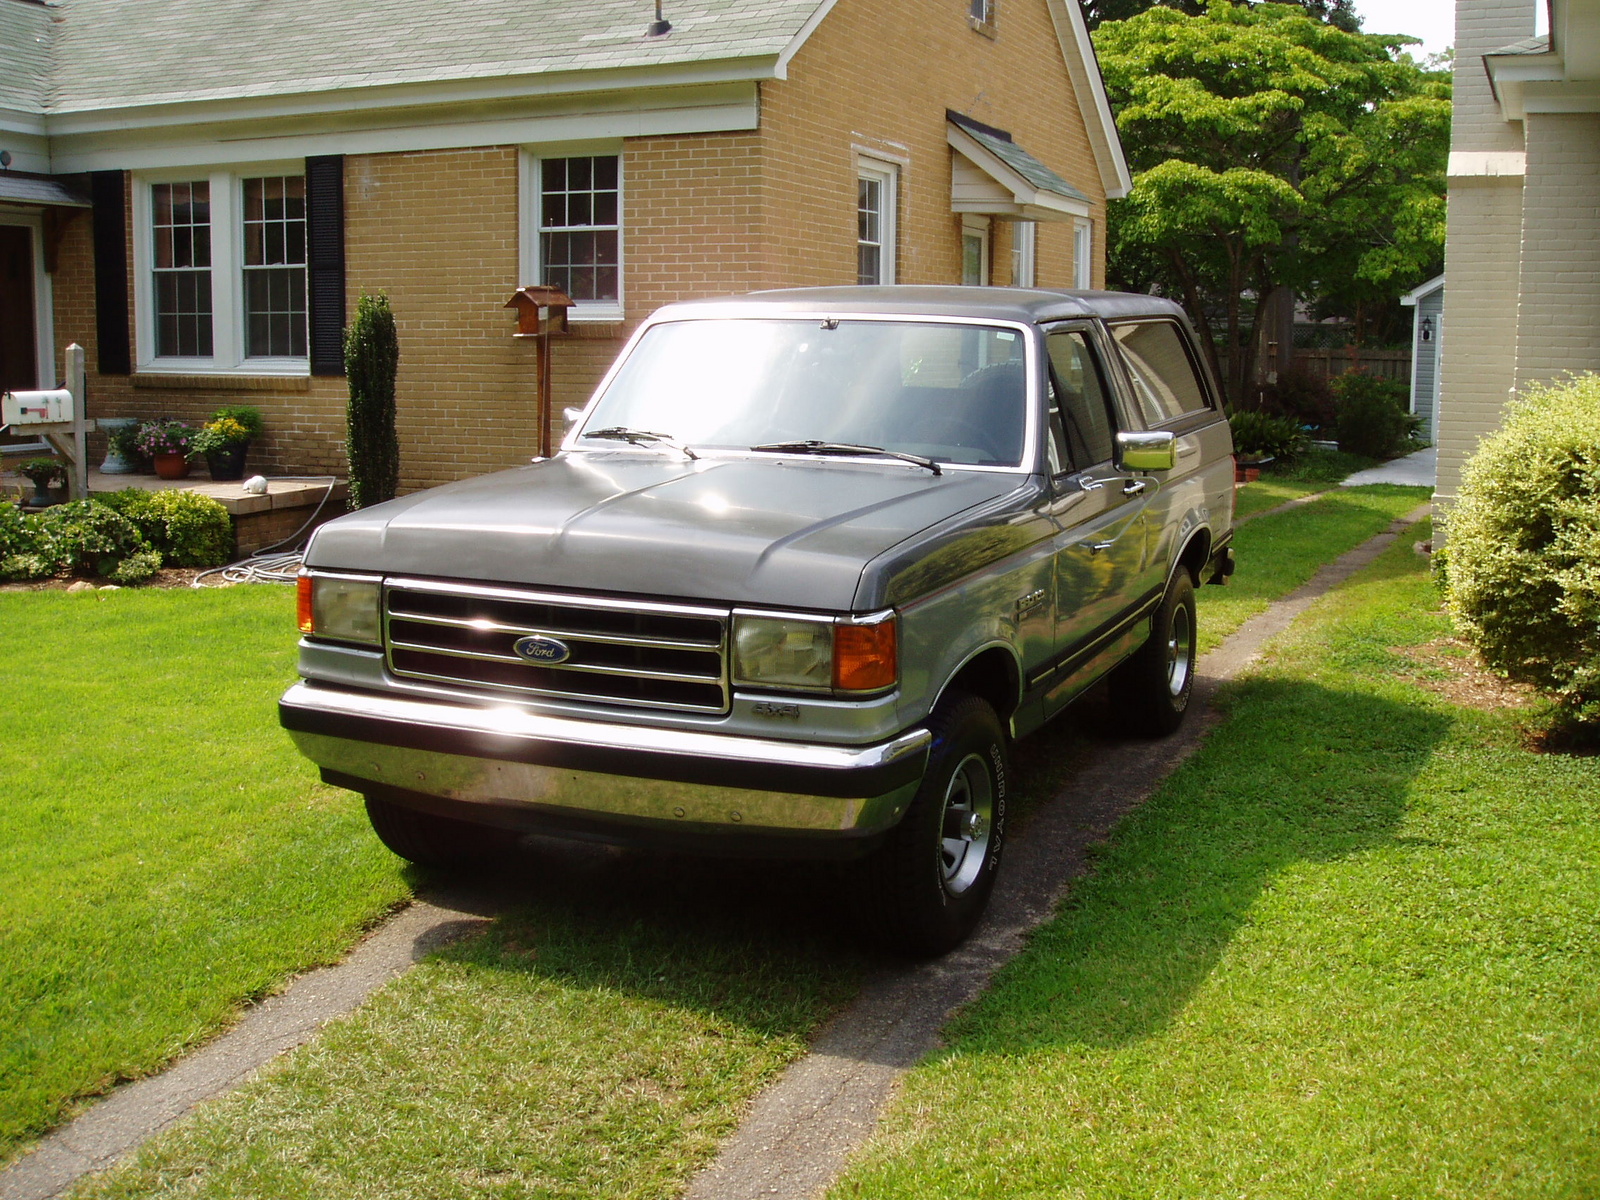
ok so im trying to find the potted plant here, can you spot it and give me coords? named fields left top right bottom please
left=98, top=417, right=141, bottom=474
left=134, top=419, right=199, bottom=479
left=17, top=457, right=66, bottom=507
left=193, top=406, right=262, bottom=481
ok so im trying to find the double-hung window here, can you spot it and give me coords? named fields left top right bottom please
left=522, top=152, right=622, bottom=319
left=137, top=168, right=307, bottom=372
left=857, top=160, right=898, bottom=285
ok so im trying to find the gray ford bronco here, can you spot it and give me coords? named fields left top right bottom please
left=280, top=286, right=1235, bottom=954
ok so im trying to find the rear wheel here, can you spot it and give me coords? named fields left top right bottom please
left=852, top=692, right=1009, bottom=957
left=363, top=795, right=510, bottom=868
left=1110, top=570, right=1197, bottom=736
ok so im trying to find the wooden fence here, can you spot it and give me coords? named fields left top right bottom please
left=1290, top=348, right=1411, bottom=386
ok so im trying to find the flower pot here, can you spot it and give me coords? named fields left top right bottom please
left=98, top=417, right=138, bottom=474
left=153, top=453, right=192, bottom=480
left=205, top=443, right=249, bottom=482
left=27, top=483, right=56, bottom=507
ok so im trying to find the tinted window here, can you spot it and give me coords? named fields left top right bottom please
left=1113, top=321, right=1210, bottom=426
left=1046, top=331, right=1116, bottom=472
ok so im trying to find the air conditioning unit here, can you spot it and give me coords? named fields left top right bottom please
left=2, top=388, right=75, bottom=426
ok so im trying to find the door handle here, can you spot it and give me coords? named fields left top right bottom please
left=1122, top=478, right=1148, bottom=496
left=1079, top=478, right=1105, bottom=492
left=1085, top=540, right=1115, bottom=555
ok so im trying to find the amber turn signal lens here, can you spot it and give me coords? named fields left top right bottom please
left=296, top=573, right=315, bottom=634
left=833, top=618, right=897, bottom=691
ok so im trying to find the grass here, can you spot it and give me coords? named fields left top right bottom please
left=0, top=587, right=408, bottom=1162
left=1199, top=483, right=1429, bottom=653
left=70, top=863, right=865, bottom=1199
left=829, top=523, right=1600, bottom=1199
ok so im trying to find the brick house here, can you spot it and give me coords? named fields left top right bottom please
left=1437, top=0, right=1600, bottom=514
left=0, top=0, right=1129, bottom=492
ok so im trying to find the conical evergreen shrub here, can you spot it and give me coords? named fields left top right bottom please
left=345, top=293, right=400, bottom=509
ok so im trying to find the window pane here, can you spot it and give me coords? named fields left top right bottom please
left=858, top=244, right=880, bottom=287
left=1047, top=331, right=1116, bottom=469
left=1113, top=321, right=1210, bottom=424
left=153, top=181, right=213, bottom=358
left=538, top=156, right=620, bottom=302
left=242, top=175, right=308, bottom=357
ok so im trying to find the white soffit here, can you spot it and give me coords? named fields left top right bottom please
left=948, top=122, right=1092, bottom=221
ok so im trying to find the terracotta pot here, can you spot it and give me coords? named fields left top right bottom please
left=153, top=452, right=192, bottom=480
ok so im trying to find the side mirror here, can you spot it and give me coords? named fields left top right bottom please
left=1115, top=430, right=1177, bottom=473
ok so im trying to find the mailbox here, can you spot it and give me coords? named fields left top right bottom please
left=2, top=388, right=75, bottom=426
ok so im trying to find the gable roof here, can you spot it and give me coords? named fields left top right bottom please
left=37, top=0, right=829, bottom=114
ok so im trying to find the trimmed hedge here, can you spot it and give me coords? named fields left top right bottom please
left=100, top=489, right=233, bottom=567
left=1447, top=374, right=1600, bottom=721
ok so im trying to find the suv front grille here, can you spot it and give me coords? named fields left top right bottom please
left=385, top=580, right=730, bottom=714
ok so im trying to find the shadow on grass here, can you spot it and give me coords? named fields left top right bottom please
left=951, top=673, right=1454, bottom=1054
left=409, top=840, right=873, bottom=1037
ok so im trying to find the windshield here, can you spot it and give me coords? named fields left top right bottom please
left=574, top=318, right=1031, bottom=468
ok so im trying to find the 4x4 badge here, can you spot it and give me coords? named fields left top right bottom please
left=513, top=635, right=571, bottom=665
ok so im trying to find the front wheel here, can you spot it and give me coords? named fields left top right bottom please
left=363, top=794, right=511, bottom=869
left=1110, top=570, right=1197, bottom=736
left=851, top=692, right=1009, bottom=957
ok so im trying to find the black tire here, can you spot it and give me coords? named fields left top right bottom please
left=851, top=692, right=1009, bottom=957
left=363, top=794, right=509, bottom=869
left=1110, top=570, right=1197, bottom=736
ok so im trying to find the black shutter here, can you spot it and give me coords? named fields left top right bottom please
left=90, top=170, right=131, bottom=376
left=306, top=155, right=346, bottom=377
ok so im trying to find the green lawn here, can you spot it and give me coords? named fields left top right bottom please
left=0, top=587, right=408, bottom=1162
left=1199, top=484, right=1429, bottom=653
left=1232, top=477, right=1328, bottom=522
left=829, top=524, right=1600, bottom=1199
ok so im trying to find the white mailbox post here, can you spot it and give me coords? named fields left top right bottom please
left=1, top=345, right=92, bottom=501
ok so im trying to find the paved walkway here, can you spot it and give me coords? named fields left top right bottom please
left=0, top=505, right=1433, bottom=1200
left=1341, top=445, right=1435, bottom=488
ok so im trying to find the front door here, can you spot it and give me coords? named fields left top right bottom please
left=1, top=224, right=40, bottom=450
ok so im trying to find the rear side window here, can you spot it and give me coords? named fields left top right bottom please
left=1112, top=321, right=1211, bottom=426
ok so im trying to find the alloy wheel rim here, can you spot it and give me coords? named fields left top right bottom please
left=939, top=753, right=994, bottom=896
left=1167, top=603, right=1193, bottom=698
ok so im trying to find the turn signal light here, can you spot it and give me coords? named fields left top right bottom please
left=296, top=572, right=314, bottom=633
left=833, top=618, right=897, bottom=692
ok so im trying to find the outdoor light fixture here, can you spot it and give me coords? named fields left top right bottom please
left=646, top=1, right=671, bottom=37
left=0, top=151, right=11, bottom=170
left=1421, top=315, right=1435, bottom=343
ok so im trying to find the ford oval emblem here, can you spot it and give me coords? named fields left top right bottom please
left=513, top=635, right=571, bottom=665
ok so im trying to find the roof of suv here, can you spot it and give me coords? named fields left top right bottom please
left=654, top=286, right=1188, bottom=326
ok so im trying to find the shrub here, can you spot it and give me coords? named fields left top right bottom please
left=101, top=489, right=233, bottom=567
left=345, top=292, right=400, bottom=509
left=1228, top=410, right=1310, bottom=461
left=1447, top=374, right=1600, bottom=722
left=32, top=501, right=157, bottom=581
left=1257, top=366, right=1336, bottom=429
left=1332, top=373, right=1419, bottom=458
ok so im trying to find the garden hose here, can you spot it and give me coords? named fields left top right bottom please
left=191, top=475, right=341, bottom=587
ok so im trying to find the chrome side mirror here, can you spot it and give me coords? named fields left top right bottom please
left=1115, top=430, right=1177, bottom=472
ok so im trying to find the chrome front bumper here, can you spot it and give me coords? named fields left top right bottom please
left=279, top=682, right=930, bottom=842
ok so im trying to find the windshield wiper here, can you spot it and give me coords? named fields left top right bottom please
left=749, top=440, right=941, bottom=476
left=582, top=426, right=698, bottom=460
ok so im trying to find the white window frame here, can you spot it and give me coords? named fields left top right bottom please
left=970, top=0, right=996, bottom=28
left=856, top=157, right=899, bottom=286
left=1074, top=219, right=1094, bottom=290
left=0, top=212, right=56, bottom=389
left=518, top=146, right=624, bottom=323
left=1011, top=220, right=1037, bottom=288
left=962, top=215, right=991, bottom=286
left=131, top=164, right=309, bottom=376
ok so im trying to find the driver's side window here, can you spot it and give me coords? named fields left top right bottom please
left=1045, top=330, right=1117, bottom=475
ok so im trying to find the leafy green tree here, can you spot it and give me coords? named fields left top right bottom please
left=345, top=293, right=401, bottom=509
left=1081, top=0, right=1361, bottom=33
left=1095, top=3, right=1450, bottom=405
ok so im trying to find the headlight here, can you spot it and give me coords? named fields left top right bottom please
left=732, top=612, right=897, bottom=694
left=297, top=572, right=383, bottom=646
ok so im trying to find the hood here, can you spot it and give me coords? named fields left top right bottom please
left=306, top=452, right=1027, bottom=610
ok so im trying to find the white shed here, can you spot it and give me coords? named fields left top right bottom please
left=1401, top=274, right=1444, bottom=442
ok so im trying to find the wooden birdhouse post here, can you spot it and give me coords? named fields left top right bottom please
left=505, top=285, right=575, bottom=458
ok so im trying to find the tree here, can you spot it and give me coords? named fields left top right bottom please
left=345, top=293, right=400, bottom=509
left=1095, top=3, right=1450, bottom=406
left=1081, top=0, right=1361, bottom=33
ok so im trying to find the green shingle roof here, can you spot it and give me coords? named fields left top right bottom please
left=6, top=0, right=829, bottom=115
left=958, top=122, right=1090, bottom=204
left=0, top=0, right=54, bottom=115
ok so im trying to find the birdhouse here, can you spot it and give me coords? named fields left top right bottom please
left=505, top=285, right=575, bottom=337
